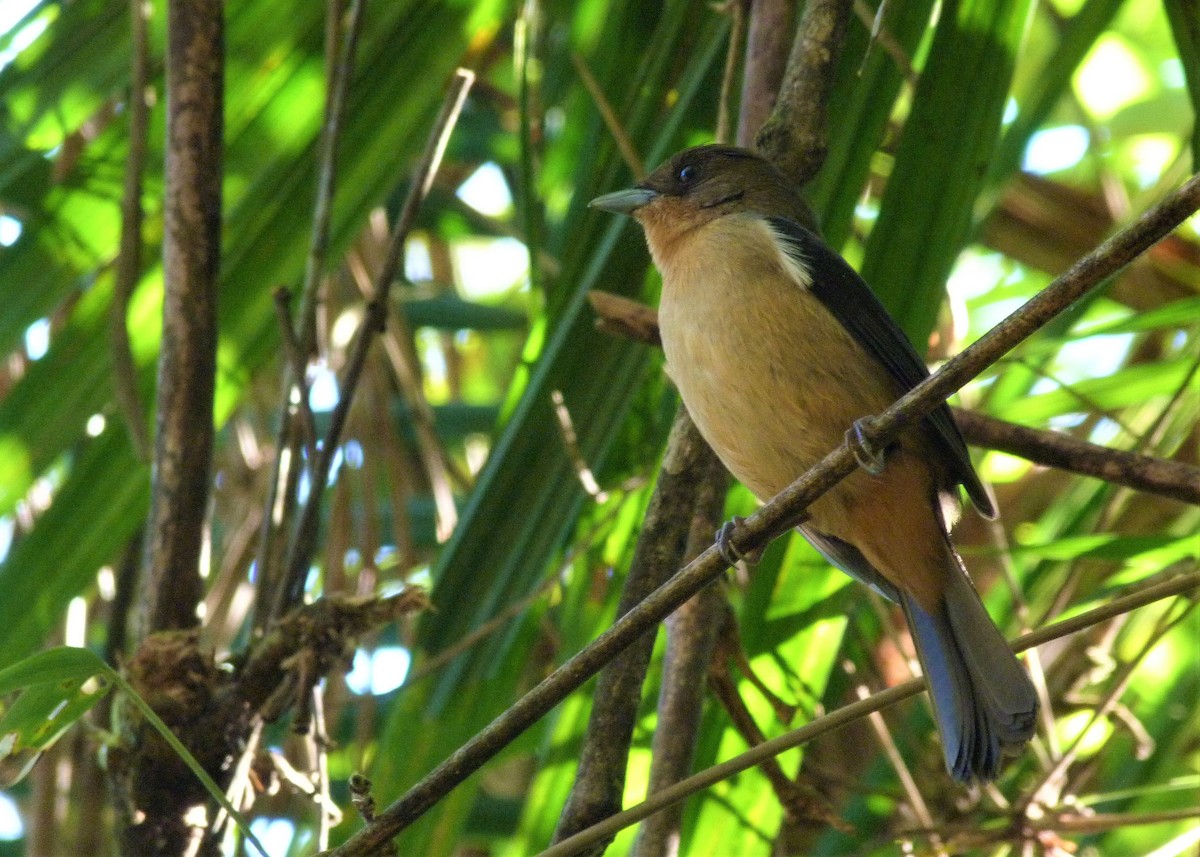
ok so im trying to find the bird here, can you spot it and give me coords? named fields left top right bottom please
left=590, top=144, right=1038, bottom=782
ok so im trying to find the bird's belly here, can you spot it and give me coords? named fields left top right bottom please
left=659, top=263, right=897, bottom=515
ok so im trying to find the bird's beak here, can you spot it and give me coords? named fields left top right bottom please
left=589, top=187, right=658, bottom=215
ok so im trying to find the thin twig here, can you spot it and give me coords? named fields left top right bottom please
left=402, top=575, right=559, bottom=687
left=110, top=0, right=152, bottom=462
left=550, top=389, right=608, bottom=502
left=708, top=654, right=828, bottom=823
left=405, top=488, right=635, bottom=687
left=1025, top=596, right=1198, bottom=811
left=346, top=248, right=464, bottom=534
left=312, top=686, right=337, bottom=850
left=275, top=68, right=475, bottom=620
left=714, top=0, right=746, bottom=146
left=379, top=324, right=460, bottom=539
left=254, top=0, right=368, bottom=631
left=895, top=805, right=1200, bottom=848
left=1008, top=356, right=1139, bottom=439
left=273, top=287, right=318, bottom=454
left=852, top=0, right=917, bottom=85
left=534, top=571, right=1200, bottom=857
left=207, top=721, right=262, bottom=849
left=1030, top=807, right=1200, bottom=834
left=326, top=171, right=1200, bottom=857
left=1033, top=348, right=1200, bottom=633
left=296, top=0, right=368, bottom=359
left=851, top=676, right=944, bottom=856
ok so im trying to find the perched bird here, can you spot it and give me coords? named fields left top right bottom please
left=591, top=144, right=1038, bottom=782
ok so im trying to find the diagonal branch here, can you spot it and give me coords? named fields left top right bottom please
left=535, top=570, right=1200, bottom=857
left=326, top=168, right=1200, bottom=857
left=254, top=0, right=369, bottom=632
left=273, top=68, right=475, bottom=621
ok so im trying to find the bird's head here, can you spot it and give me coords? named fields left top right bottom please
left=590, top=145, right=814, bottom=245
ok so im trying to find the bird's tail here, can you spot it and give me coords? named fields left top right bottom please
left=901, top=548, right=1039, bottom=782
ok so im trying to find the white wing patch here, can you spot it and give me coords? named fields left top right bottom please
left=765, top=220, right=813, bottom=291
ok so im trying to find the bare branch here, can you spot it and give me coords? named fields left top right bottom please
left=273, top=288, right=318, bottom=454
left=630, top=455, right=728, bottom=857
left=141, top=0, right=223, bottom=637
left=274, top=68, right=475, bottom=621
left=296, top=0, right=368, bottom=358
left=587, top=291, right=660, bottom=346
left=552, top=411, right=722, bottom=848
left=110, top=0, right=152, bottom=463
left=254, top=0, right=369, bottom=631
left=953, top=408, right=1200, bottom=505
left=630, top=588, right=728, bottom=857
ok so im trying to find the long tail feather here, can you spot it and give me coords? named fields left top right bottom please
left=901, top=551, right=1039, bottom=781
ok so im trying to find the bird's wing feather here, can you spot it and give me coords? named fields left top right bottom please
left=799, top=525, right=901, bottom=602
left=767, top=216, right=994, bottom=518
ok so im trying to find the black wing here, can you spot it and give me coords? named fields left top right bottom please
left=767, top=216, right=994, bottom=518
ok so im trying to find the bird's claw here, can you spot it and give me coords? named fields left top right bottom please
left=716, top=516, right=759, bottom=567
left=847, top=417, right=886, bottom=476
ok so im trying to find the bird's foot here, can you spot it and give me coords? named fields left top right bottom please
left=716, top=516, right=762, bottom=567
left=846, top=416, right=887, bottom=476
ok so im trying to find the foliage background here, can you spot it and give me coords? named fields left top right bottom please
left=0, top=0, right=1196, bottom=854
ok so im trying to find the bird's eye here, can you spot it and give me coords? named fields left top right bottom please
left=678, top=164, right=696, bottom=184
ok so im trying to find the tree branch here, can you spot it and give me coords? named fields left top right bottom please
left=141, top=0, right=223, bottom=637
left=952, top=408, right=1200, bottom=505
left=754, top=0, right=854, bottom=186
left=551, top=410, right=722, bottom=850
left=110, top=0, right=152, bottom=463
left=296, top=0, right=367, bottom=359
left=737, top=0, right=796, bottom=148
left=254, top=0, right=369, bottom=631
left=629, top=450, right=728, bottom=857
left=273, top=68, right=474, bottom=621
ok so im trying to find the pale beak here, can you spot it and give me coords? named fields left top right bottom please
left=589, top=187, right=658, bottom=215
